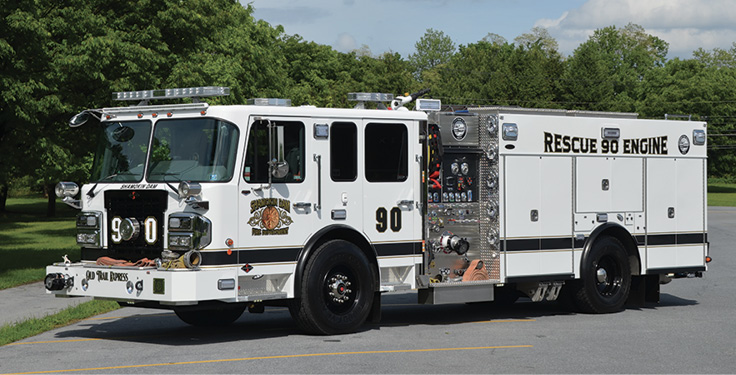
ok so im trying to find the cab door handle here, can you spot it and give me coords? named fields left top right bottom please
left=294, top=202, right=312, bottom=209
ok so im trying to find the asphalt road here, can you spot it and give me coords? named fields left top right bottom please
left=1, top=207, right=734, bottom=374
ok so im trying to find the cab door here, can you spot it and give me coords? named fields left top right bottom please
left=361, top=120, right=421, bottom=256
left=237, top=117, right=315, bottom=265
left=311, top=120, right=363, bottom=234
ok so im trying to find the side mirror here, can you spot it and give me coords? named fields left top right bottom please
left=69, top=111, right=90, bottom=127
left=269, top=124, right=289, bottom=179
left=271, top=160, right=289, bottom=179
left=69, top=110, right=101, bottom=128
left=112, top=126, right=135, bottom=142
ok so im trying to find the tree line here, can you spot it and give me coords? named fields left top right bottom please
left=2, top=0, right=735, bottom=215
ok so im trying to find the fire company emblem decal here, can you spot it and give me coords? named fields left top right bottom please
left=248, top=198, right=293, bottom=235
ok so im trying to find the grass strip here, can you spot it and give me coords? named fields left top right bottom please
left=0, top=268, right=46, bottom=290
left=0, top=300, right=119, bottom=346
left=708, top=183, right=736, bottom=207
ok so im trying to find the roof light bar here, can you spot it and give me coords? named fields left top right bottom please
left=102, top=103, right=208, bottom=115
left=112, top=86, right=230, bottom=101
left=246, top=98, right=292, bottom=106
left=347, top=93, right=394, bottom=102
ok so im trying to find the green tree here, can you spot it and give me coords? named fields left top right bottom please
left=0, top=1, right=57, bottom=211
left=642, top=50, right=736, bottom=179
left=409, top=28, right=456, bottom=80
left=1, top=0, right=288, bottom=215
left=561, top=23, right=668, bottom=112
left=514, top=27, right=559, bottom=55
left=430, top=36, right=563, bottom=108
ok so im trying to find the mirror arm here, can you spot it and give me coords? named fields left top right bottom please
left=266, top=119, right=273, bottom=190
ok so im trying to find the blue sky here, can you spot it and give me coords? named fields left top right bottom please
left=245, top=0, right=736, bottom=59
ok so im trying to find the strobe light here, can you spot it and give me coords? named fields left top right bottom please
left=55, top=182, right=79, bottom=198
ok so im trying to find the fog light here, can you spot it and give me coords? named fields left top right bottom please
left=76, top=232, right=99, bottom=246
left=126, top=281, right=134, bottom=294
left=169, top=234, right=193, bottom=250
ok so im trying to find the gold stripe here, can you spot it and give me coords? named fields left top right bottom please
left=2, top=345, right=533, bottom=375
left=502, top=235, right=571, bottom=240
left=505, top=249, right=575, bottom=254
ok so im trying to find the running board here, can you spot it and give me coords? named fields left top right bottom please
left=417, top=283, right=494, bottom=304
left=379, top=282, right=412, bottom=292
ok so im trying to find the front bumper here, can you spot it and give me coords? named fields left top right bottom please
left=46, top=262, right=292, bottom=305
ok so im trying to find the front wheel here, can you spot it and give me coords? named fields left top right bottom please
left=574, top=236, right=631, bottom=313
left=289, top=240, right=375, bottom=335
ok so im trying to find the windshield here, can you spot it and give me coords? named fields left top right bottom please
left=147, top=118, right=240, bottom=182
left=90, top=121, right=152, bottom=182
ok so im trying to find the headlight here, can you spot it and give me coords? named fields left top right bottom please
left=77, top=212, right=101, bottom=228
left=168, top=213, right=211, bottom=250
left=76, top=212, right=101, bottom=248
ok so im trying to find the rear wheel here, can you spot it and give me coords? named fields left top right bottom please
left=574, top=236, right=631, bottom=313
left=175, top=304, right=246, bottom=326
left=289, top=240, right=375, bottom=334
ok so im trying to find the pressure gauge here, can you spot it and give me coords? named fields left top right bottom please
left=460, top=162, right=469, bottom=175
left=451, top=162, right=459, bottom=175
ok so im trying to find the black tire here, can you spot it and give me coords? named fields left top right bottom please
left=574, top=236, right=631, bottom=313
left=175, top=303, right=246, bottom=327
left=289, top=240, right=375, bottom=335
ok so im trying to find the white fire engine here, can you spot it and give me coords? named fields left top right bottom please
left=47, top=87, right=710, bottom=334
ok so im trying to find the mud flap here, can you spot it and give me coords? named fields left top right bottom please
left=626, top=275, right=660, bottom=307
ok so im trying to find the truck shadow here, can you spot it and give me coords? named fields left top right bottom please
left=52, top=292, right=698, bottom=345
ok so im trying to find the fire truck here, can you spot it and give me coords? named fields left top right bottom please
left=46, top=87, right=710, bottom=334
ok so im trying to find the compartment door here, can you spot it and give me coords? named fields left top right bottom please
left=504, top=156, right=573, bottom=279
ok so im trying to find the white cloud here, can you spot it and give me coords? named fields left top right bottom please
left=335, top=33, right=357, bottom=52
left=536, top=0, right=736, bottom=57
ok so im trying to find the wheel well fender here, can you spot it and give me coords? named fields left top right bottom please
left=582, top=223, right=641, bottom=276
left=294, top=225, right=378, bottom=298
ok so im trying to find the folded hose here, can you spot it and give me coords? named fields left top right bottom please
left=96, top=250, right=201, bottom=269
left=96, top=257, right=156, bottom=267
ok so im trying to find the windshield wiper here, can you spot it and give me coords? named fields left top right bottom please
left=159, top=173, right=181, bottom=195
left=86, top=172, right=132, bottom=198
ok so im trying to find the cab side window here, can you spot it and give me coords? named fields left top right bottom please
left=331, top=122, right=357, bottom=181
left=365, top=123, right=408, bottom=182
left=244, top=121, right=305, bottom=183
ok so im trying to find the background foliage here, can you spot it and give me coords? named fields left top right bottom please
left=2, top=0, right=736, bottom=215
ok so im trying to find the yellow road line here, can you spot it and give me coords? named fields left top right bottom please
left=2, top=345, right=533, bottom=375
